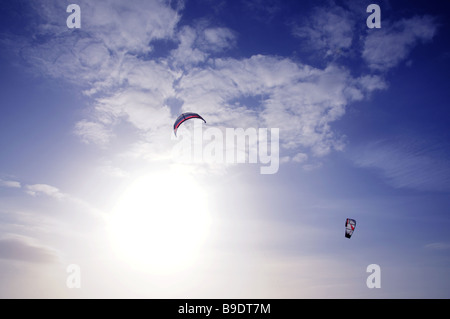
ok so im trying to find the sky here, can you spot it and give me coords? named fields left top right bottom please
left=0, top=0, right=449, bottom=298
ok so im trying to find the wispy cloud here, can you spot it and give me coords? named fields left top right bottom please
left=292, top=2, right=438, bottom=72
left=25, top=184, right=66, bottom=199
left=0, top=179, right=21, bottom=189
left=425, top=242, right=450, bottom=251
left=243, top=0, right=281, bottom=22
left=0, top=235, right=59, bottom=263
left=363, top=15, right=437, bottom=71
left=74, top=120, right=114, bottom=146
left=353, top=138, right=450, bottom=192
left=167, top=22, right=237, bottom=70
left=292, top=3, right=354, bottom=58
left=22, top=182, right=106, bottom=220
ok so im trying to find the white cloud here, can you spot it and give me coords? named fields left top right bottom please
left=74, top=120, right=114, bottom=146
left=201, top=27, right=236, bottom=52
left=292, top=153, right=308, bottom=163
left=32, top=0, right=181, bottom=52
left=292, top=3, right=354, bottom=57
left=114, top=52, right=387, bottom=163
left=25, top=184, right=66, bottom=200
left=170, top=26, right=208, bottom=67
left=170, top=25, right=236, bottom=68
left=100, top=164, right=130, bottom=178
left=177, top=56, right=385, bottom=160
left=95, top=90, right=172, bottom=132
left=355, top=74, right=388, bottom=93
left=82, top=0, right=179, bottom=53
left=292, top=3, right=437, bottom=73
left=74, top=56, right=178, bottom=149
left=12, top=0, right=182, bottom=95
left=363, top=15, right=437, bottom=71
left=0, top=179, right=21, bottom=189
left=9, top=0, right=391, bottom=170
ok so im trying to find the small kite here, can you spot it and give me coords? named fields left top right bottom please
left=173, top=112, right=206, bottom=136
left=345, top=218, right=356, bottom=239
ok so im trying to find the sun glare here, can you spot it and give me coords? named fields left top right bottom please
left=108, top=167, right=211, bottom=273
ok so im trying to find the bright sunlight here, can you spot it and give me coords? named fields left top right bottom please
left=108, top=167, right=211, bottom=273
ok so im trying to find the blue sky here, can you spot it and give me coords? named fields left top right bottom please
left=0, top=0, right=449, bottom=298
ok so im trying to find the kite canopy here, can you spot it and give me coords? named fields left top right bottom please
left=173, top=112, right=206, bottom=136
left=345, top=218, right=356, bottom=239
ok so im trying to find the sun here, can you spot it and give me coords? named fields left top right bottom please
left=107, top=167, right=211, bottom=273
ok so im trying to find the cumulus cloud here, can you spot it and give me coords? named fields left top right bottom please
left=176, top=55, right=388, bottom=159
left=12, top=0, right=182, bottom=94
left=177, top=56, right=341, bottom=155
left=8, top=0, right=428, bottom=171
